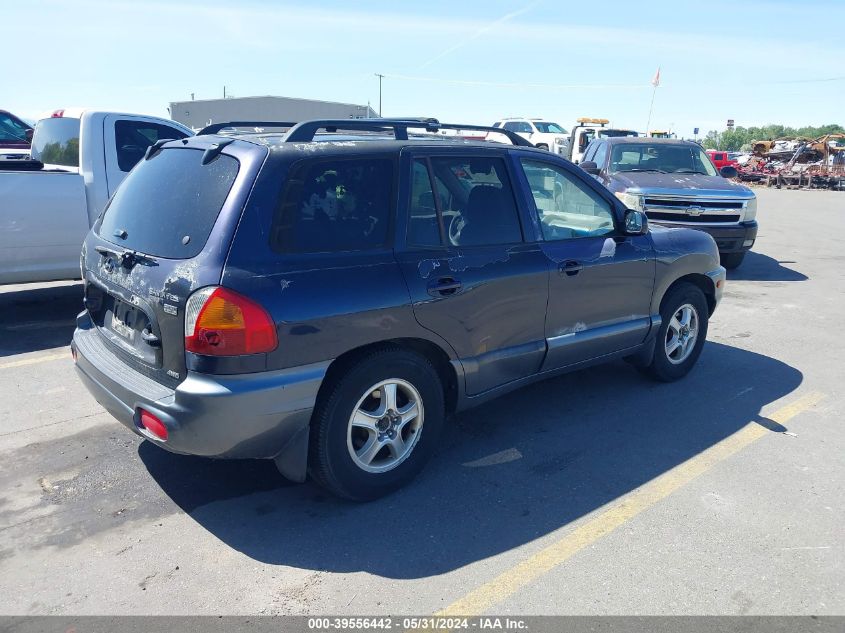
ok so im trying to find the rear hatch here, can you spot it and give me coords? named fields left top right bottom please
left=81, top=139, right=262, bottom=387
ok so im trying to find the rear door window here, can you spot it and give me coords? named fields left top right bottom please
left=429, top=155, right=523, bottom=247
left=270, top=158, right=393, bottom=253
left=30, top=117, right=81, bottom=167
left=407, top=159, right=443, bottom=248
left=114, top=120, right=190, bottom=172
left=97, top=148, right=239, bottom=258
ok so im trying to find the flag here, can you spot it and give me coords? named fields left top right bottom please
left=651, top=67, right=661, bottom=88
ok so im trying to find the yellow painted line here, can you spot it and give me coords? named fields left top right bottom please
left=438, top=390, right=826, bottom=617
left=0, top=351, right=69, bottom=370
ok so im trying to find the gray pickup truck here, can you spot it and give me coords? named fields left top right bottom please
left=580, top=137, right=757, bottom=268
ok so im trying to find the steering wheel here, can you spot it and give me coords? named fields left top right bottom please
left=448, top=214, right=465, bottom=245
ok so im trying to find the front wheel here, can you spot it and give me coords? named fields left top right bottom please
left=644, top=283, right=709, bottom=382
left=308, top=348, right=445, bottom=500
left=720, top=251, right=746, bottom=269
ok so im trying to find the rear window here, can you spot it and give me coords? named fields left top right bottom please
left=31, top=118, right=81, bottom=167
left=270, top=158, right=393, bottom=253
left=97, top=148, right=239, bottom=258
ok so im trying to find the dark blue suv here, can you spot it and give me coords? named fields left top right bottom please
left=72, top=119, right=725, bottom=500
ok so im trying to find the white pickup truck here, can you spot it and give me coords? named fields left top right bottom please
left=0, top=110, right=192, bottom=285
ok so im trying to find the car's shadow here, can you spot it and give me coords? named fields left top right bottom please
left=0, top=282, right=82, bottom=357
left=727, top=251, right=808, bottom=282
left=139, top=342, right=803, bottom=579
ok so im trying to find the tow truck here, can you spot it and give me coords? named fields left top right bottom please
left=562, top=118, right=638, bottom=163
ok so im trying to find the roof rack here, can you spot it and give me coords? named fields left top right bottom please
left=198, top=118, right=533, bottom=147
left=198, top=121, right=297, bottom=135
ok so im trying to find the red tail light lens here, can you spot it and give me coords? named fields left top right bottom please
left=139, top=409, right=168, bottom=440
left=185, top=287, right=277, bottom=356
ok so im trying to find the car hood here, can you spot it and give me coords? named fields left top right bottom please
left=610, top=172, right=754, bottom=198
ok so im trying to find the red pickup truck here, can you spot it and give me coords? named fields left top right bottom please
left=0, top=110, right=34, bottom=152
left=706, top=149, right=739, bottom=171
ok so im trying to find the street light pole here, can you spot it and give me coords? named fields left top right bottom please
left=374, top=73, right=384, bottom=117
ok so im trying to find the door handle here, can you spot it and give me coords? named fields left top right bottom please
left=559, top=260, right=583, bottom=276
left=427, top=277, right=463, bottom=297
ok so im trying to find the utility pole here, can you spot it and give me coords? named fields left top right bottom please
left=374, top=73, right=384, bottom=117
left=223, top=85, right=227, bottom=99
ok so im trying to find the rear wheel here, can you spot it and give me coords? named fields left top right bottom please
left=308, top=348, right=445, bottom=500
left=720, top=251, right=746, bottom=269
left=644, top=283, right=709, bottom=382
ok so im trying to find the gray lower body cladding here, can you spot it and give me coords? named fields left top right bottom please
left=71, top=312, right=327, bottom=478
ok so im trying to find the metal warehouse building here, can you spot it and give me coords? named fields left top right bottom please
left=168, top=95, right=379, bottom=130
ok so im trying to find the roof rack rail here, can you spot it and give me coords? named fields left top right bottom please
left=284, top=118, right=533, bottom=147
left=198, top=121, right=297, bottom=135
left=197, top=118, right=533, bottom=147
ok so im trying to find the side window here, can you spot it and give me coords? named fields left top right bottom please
left=270, top=158, right=393, bottom=254
left=592, top=142, right=608, bottom=168
left=583, top=143, right=596, bottom=163
left=114, top=120, right=189, bottom=172
left=407, top=159, right=443, bottom=248
left=430, top=156, right=523, bottom=247
left=520, top=159, right=615, bottom=240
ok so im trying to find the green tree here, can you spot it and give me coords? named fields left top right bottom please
left=701, top=123, right=844, bottom=151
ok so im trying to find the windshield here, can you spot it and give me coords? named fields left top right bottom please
left=599, top=129, right=638, bottom=138
left=534, top=122, right=566, bottom=134
left=609, top=143, right=718, bottom=176
left=97, top=148, right=239, bottom=258
left=0, top=113, right=31, bottom=143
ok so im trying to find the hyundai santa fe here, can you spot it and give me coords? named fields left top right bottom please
left=71, top=118, right=726, bottom=500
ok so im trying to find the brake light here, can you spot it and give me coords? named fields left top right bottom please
left=185, top=287, right=277, bottom=356
left=51, top=109, right=65, bottom=118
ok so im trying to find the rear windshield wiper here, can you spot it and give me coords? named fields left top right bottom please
left=95, top=245, right=158, bottom=269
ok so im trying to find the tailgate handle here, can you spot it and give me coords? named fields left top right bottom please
left=141, top=329, right=161, bottom=347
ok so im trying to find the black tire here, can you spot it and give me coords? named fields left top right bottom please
left=644, top=283, right=709, bottom=382
left=308, top=347, right=445, bottom=501
left=720, top=251, right=746, bottom=269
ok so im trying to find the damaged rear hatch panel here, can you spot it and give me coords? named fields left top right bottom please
left=80, top=136, right=267, bottom=387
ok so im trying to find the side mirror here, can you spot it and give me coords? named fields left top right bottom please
left=624, top=209, right=648, bottom=235
left=25, top=128, right=34, bottom=142
left=580, top=161, right=600, bottom=175
left=720, top=165, right=738, bottom=179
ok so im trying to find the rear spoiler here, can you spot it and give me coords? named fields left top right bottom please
left=197, top=118, right=533, bottom=147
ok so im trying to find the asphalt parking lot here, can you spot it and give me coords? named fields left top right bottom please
left=0, top=188, right=842, bottom=616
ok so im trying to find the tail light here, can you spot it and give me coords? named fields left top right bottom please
left=185, top=286, right=277, bottom=356
left=51, top=109, right=65, bottom=118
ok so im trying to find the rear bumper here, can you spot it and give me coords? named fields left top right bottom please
left=653, top=221, right=758, bottom=254
left=71, top=312, right=327, bottom=472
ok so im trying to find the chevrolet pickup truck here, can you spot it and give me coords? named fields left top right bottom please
left=580, top=137, right=757, bottom=268
left=0, top=110, right=192, bottom=285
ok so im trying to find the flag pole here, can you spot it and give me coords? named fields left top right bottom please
left=646, top=66, right=660, bottom=135
left=645, top=85, right=657, bottom=135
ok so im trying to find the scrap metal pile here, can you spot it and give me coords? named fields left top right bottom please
left=737, top=134, right=845, bottom=189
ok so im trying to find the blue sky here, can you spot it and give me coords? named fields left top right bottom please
left=4, top=0, right=843, bottom=136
